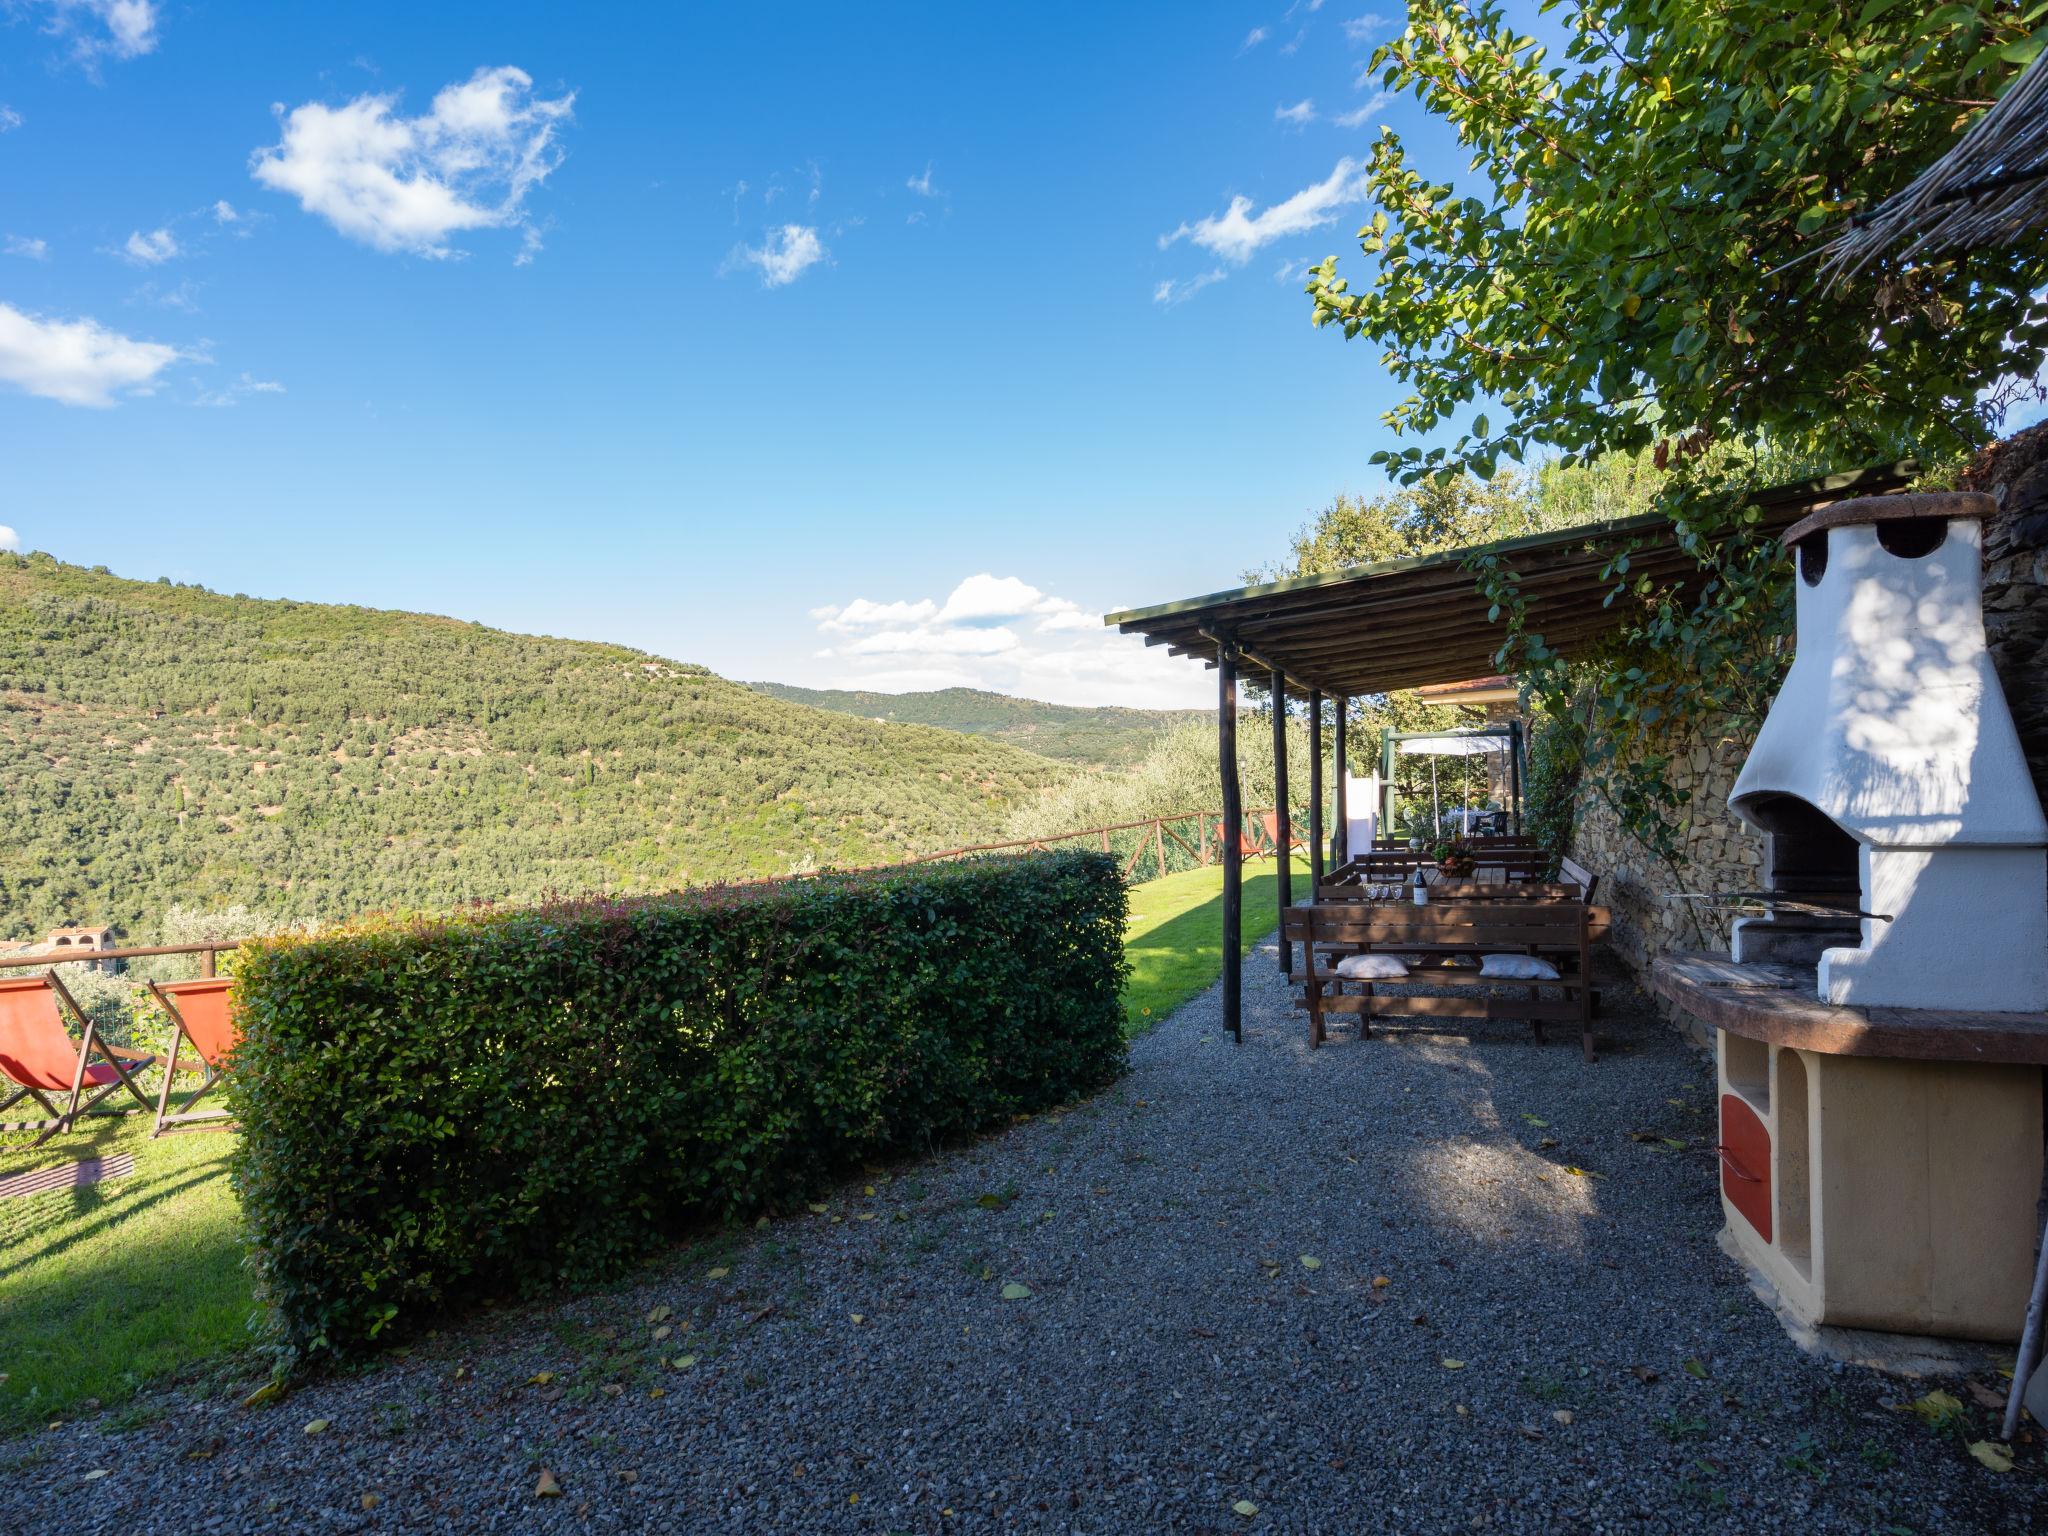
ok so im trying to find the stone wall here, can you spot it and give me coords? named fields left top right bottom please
left=1963, top=424, right=2048, bottom=801
left=1566, top=722, right=1762, bottom=1042
left=1566, top=427, right=2048, bottom=1041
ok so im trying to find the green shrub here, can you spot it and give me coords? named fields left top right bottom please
left=229, top=851, right=1128, bottom=1363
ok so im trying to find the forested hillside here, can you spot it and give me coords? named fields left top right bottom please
left=0, top=554, right=1071, bottom=938
left=746, top=683, right=1208, bottom=768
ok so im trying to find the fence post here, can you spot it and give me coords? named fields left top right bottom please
left=1100, top=828, right=1111, bottom=852
left=1155, top=820, right=1168, bottom=880
left=201, top=946, right=217, bottom=979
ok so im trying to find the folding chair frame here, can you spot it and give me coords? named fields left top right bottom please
left=146, top=980, right=237, bottom=1136
left=0, top=972, right=158, bottom=1149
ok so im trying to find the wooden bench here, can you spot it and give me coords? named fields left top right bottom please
left=1558, top=854, right=1598, bottom=903
left=1280, top=901, right=1611, bottom=1062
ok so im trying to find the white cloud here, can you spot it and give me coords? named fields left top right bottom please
left=0, top=302, right=184, bottom=407
left=727, top=223, right=826, bottom=288
left=1276, top=99, right=1316, bottom=128
left=0, top=106, right=22, bottom=132
left=1160, top=158, right=1369, bottom=264
left=812, top=597, right=939, bottom=632
left=0, top=525, right=18, bottom=553
left=119, top=226, right=178, bottom=265
left=250, top=65, right=575, bottom=260
left=1332, top=91, right=1391, bottom=128
left=1152, top=268, right=1227, bottom=306
left=212, top=200, right=239, bottom=224
left=192, top=371, right=285, bottom=408
left=4, top=235, right=49, bottom=260
left=906, top=162, right=940, bottom=197
left=806, top=573, right=1213, bottom=709
left=1241, top=26, right=1269, bottom=51
left=36, top=0, right=158, bottom=63
left=130, top=277, right=200, bottom=311
left=1343, top=12, right=1394, bottom=43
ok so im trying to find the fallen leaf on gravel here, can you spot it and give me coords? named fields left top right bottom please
left=1538, top=1137, right=1559, bottom=1150
left=1631, top=1366, right=1659, bottom=1384
left=1552, top=1410, right=1574, bottom=1425
left=707, top=1267, right=729, bottom=1280
left=1661, top=1138, right=1686, bottom=1150
left=1909, top=1389, right=1964, bottom=1427
left=1190, top=1327, right=1217, bottom=1338
left=647, top=1388, right=665, bottom=1399
left=978, top=1266, right=994, bottom=1281
left=241, top=1380, right=285, bottom=1409
left=361, top=1493, right=381, bottom=1510
left=1968, top=1441, right=2014, bottom=1472
left=856, top=1212, right=876, bottom=1222
left=1001, top=1283, right=1033, bottom=1300
left=526, top=1372, right=554, bottom=1387
left=1441, top=1359, right=1466, bottom=1370
left=976, top=1192, right=1011, bottom=1210
left=535, top=1469, right=563, bottom=1499
left=602, top=1383, right=624, bottom=1397
left=1683, top=1358, right=1708, bottom=1379
left=850, top=1313, right=865, bottom=1325
left=303, top=1419, right=330, bottom=1434
left=1454, top=1404, right=1469, bottom=1417
left=647, top=1305, right=671, bottom=1324
left=653, top=1325, right=672, bottom=1341
left=673, top=1355, right=698, bottom=1370
left=1232, top=1500, right=1259, bottom=1517
left=1371, top=1275, right=1391, bottom=1289
left=1300, top=1256, right=1322, bottom=1271
left=618, top=1470, right=639, bottom=1484
left=83, top=1469, right=109, bottom=1482
left=1561, top=1166, right=1603, bottom=1179
left=1517, top=1424, right=1544, bottom=1440
left=1966, top=1382, right=2006, bottom=1410
left=808, top=1203, right=828, bottom=1215
left=1627, top=1130, right=1658, bottom=1142
left=1522, top=1114, right=1548, bottom=1127
left=863, top=1185, right=876, bottom=1197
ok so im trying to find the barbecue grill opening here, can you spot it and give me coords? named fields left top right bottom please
left=1728, top=793, right=1864, bottom=968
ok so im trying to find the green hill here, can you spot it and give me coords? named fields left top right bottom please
left=746, top=683, right=1209, bottom=768
left=0, top=553, right=1073, bottom=939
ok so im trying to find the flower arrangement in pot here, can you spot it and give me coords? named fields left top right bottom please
left=1430, top=837, right=1478, bottom=877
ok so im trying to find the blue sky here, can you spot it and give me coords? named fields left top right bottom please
left=1, top=1, right=1455, bottom=707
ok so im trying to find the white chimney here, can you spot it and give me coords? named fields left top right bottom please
left=1728, top=493, right=2048, bottom=1011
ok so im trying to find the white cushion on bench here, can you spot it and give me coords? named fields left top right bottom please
left=1334, top=953, right=1410, bottom=980
left=1480, top=954, right=1561, bottom=981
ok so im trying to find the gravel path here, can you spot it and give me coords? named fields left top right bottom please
left=3, top=947, right=2038, bottom=1534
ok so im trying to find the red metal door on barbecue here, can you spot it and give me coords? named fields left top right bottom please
left=1719, top=1094, right=1772, bottom=1243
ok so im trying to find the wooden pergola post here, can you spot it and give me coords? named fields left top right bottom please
left=1271, top=664, right=1292, bottom=974
left=1218, top=638, right=1243, bottom=1044
left=1308, top=690, right=1325, bottom=891
left=1333, top=696, right=1349, bottom=867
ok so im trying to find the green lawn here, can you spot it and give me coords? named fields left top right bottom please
left=1121, top=860, right=1284, bottom=1035
left=0, top=865, right=1282, bottom=1431
left=0, top=1108, right=255, bottom=1434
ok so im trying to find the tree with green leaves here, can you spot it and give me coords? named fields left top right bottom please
left=1308, top=0, right=2048, bottom=481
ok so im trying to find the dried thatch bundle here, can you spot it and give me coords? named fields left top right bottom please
left=1823, top=52, right=2048, bottom=279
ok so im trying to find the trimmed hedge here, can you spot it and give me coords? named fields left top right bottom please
left=229, top=851, right=1128, bottom=1361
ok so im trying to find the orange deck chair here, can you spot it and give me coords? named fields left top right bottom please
left=0, top=973, right=157, bottom=1149
left=1211, top=818, right=1267, bottom=861
left=146, top=977, right=239, bottom=1136
left=1258, top=811, right=1309, bottom=858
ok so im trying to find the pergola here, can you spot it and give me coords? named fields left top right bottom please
left=1102, top=461, right=1915, bottom=1043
